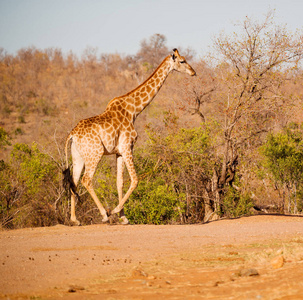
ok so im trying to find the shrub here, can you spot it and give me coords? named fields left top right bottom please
left=122, top=124, right=217, bottom=223
left=0, top=127, right=11, bottom=148
left=11, top=143, right=57, bottom=195
left=0, top=142, right=65, bottom=228
left=125, top=178, right=185, bottom=224
left=221, top=184, right=254, bottom=218
left=260, top=125, right=303, bottom=213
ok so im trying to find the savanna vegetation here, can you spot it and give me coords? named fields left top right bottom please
left=1, top=12, right=303, bottom=228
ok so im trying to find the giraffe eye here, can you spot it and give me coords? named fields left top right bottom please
left=180, top=61, right=186, bottom=64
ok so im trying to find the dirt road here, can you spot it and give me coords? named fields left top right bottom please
left=1, top=215, right=303, bottom=299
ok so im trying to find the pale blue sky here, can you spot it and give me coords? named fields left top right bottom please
left=0, top=0, right=303, bottom=57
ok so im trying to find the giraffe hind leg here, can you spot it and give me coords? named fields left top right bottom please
left=82, top=173, right=109, bottom=223
left=70, top=142, right=84, bottom=226
left=81, top=153, right=109, bottom=223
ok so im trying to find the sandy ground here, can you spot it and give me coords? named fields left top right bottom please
left=1, top=215, right=303, bottom=300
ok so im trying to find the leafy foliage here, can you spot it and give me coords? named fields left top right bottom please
left=11, top=143, right=57, bottom=195
left=261, top=127, right=303, bottom=186
left=0, top=127, right=11, bottom=148
left=221, top=177, right=254, bottom=218
left=126, top=178, right=184, bottom=224
left=0, top=143, right=65, bottom=228
left=260, top=125, right=303, bottom=213
left=124, top=123, right=218, bottom=223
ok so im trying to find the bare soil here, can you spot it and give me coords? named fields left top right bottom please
left=1, top=215, right=303, bottom=300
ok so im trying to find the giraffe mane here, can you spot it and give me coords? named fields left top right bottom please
left=106, top=55, right=171, bottom=108
left=120, top=55, right=171, bottom=98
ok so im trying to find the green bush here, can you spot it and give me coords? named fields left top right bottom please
left=260, top=125, right=303, bottom=213
left=222, top=185, right=253, bottom=218
left=260, top=129, right=303, bottom=187
left=125, top=178, right=185, bottom=224
left=122, top=124, right=217, bottom=223
left=11, top=143, right=57, bottom=195
left=0, top=127, right=11, bottom=148
left=0, top=142, right=64, bottom=228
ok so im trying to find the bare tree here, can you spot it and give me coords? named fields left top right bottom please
left=180, top=60, right=217, bottom=123
left=136, top=33, right=168, bottom=70
left=213, top=12, right=303, bottom=188
left=181, top=12, right=303, bottom=219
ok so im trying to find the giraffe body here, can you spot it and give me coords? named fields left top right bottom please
left=64, top=49, right=196, bottom=225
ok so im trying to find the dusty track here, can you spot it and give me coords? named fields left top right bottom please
left=1, top=215, right=303, bottom=299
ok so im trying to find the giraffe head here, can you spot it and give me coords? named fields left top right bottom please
left=170, top=48, right=196, bottom=76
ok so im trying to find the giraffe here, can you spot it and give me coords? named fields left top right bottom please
left=63, top=48, right=196, bottom=225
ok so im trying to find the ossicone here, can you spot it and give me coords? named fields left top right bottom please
left=172, top=48, right=179, bottom=61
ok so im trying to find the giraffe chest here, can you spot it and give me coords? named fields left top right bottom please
left=112, top=124, right=137, bottom=154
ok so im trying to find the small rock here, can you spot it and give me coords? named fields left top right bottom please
left=271, top=255, right=284, bottom=269
left=213, top=280, right=224, bottom=286
left=241, top=268, right=259, bottom=277
left=234, top=268, right=259, bottom=277
left=68, top=285, right=85, bottom=293
left=131, top=268, right=148, bottom=278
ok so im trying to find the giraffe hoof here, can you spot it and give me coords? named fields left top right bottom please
left=119, top=216, right=129, bottom=225
left=70, top=219, right=81, bottom=226
left=102, top=215, right=109, bottom=223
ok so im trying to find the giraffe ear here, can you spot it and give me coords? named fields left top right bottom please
left=172, top=54, right=176, bottom=61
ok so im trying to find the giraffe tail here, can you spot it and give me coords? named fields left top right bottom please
left=62, top=135, right=78, bottom=197
left=64, top=134, right=72, bottom=170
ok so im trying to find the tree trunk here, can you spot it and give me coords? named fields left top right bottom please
left=211, top=168, right=220, bottom=221
left=219, top=139, right=230, bottom=186
left=203, top=189, right=214, bottom=222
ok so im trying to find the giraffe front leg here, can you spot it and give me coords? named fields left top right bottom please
left=111, top=204, right=124, bottom=215
left=116, top=155, right=129, bottom=225
left=119, top=209, right=129, bottom=225
left=112, top=151, right=138, bottom=218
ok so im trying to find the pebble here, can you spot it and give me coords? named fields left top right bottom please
left=240, top=268, right=259, bottom=277
left=271, top=255, right=284, bottom=269
left=232, top=268, right=259, bottom=278
left=68, top=285, right=85, bottom=293
left=131, top=268, right=148, bottom=278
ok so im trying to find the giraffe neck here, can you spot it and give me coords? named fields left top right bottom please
left=132, top=56, right=172, bottom=119
left=107, top=56, right=173, bottom=122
